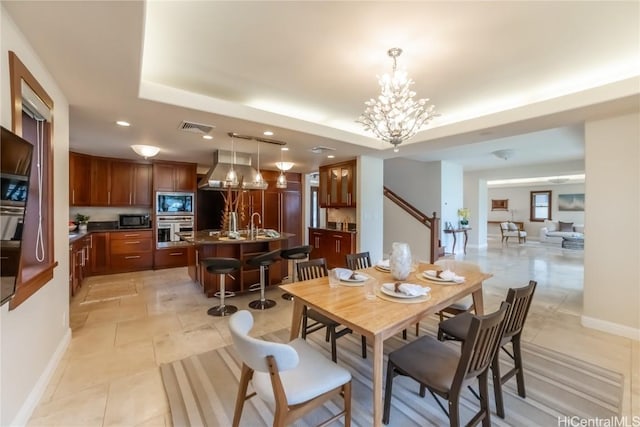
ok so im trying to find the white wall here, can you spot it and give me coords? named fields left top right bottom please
left=440, top=161, right=464, bottom=252
left=487, top=183, right=586, bottom=238
left=583, top=113, right=639, bottom=338
left=357, top=156, right=383, bottom=262
left=1, top=7, right=71, bottom=425
left=464, top=176, right=487, bottom=248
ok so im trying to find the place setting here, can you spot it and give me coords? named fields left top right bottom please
left=376, top=282, right=431, bottom=303
left=417, top=268, right=465, bottom=285
left=332, top=268, right=369, bottom=287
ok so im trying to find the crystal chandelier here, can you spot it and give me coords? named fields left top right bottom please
left=358, top=48, right=438, bottom=152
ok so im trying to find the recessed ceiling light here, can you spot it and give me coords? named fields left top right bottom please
left=116, top=120, right=130, bottom=127
left=281, top=147, right=289, bottom=151
left=202, top=135, right=213, bottom=140
left=327, top=155, right=335, bottom=159
left=263, top=131, right=274, bottom=136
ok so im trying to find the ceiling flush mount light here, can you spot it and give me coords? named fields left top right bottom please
left=358, top=47, right=438, bottom=153
left=202, top=135, right=213, bottom=140
left=263, top=130, right=274, bottom=136
left=492, top=149, right=515, bottom=160
left=116, top=120, right=130, bottom=127
left=131, top=144, right=160, bottom=159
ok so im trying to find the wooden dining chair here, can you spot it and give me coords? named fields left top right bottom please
left=383, top=302, right=510, bottom=427
left=438, top=280, right=537, bottom=419
left=297, top=258, right=367, bottom=362
left=229, top=310, right=352, bottom=427
left=345, top=251, right=372, bottom=270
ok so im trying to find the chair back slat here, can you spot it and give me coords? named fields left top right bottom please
left=297, top=258, right=329, bottom=281
left=456, top=302, right=509, bottom=382
left=503, top=280, right=537, bottom=340
left=345, top=252, right=372, bottom=270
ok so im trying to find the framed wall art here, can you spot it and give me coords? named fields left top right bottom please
left=558, top=193, right=584, bottom=211
left=491, top=199, right=509, bottom=211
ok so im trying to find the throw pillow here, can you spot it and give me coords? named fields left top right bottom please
left=507, top=222, right=518, bottom=231
left=544, top=219, right=558, bottom=231
left=559, top=221, right=574, bottom=232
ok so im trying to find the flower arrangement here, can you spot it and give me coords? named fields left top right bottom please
left=75, top=213, right=90, bottom=224
left=457, top=208, right=470, bottom=226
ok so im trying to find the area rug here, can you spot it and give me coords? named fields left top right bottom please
left=79, top=278, right=138, bottom=304
left=160, top=327, right=623, bottom=426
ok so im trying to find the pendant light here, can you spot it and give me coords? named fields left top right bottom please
left=254, top=138, right=265, bottom=186
left=225, top=134, right=238, bottom=186
left=276, top=147, right=292, bottom=189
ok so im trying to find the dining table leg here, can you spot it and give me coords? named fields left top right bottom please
left=372, top=335, right=383, bottom=427
left=472, top=286, right=485, bottom=315
left=289, top=298, right=304, bottom=341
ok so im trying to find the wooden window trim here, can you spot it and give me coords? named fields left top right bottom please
left=529, top=190, right=552, bottom=223
left=8, top=51, right=57, bottom=309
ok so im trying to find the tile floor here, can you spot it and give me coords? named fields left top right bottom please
left=27, top=239, right=638, bottom=426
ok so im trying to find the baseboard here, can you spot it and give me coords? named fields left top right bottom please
left=581, top=315, right=640, bottom=341
left=10, top=327, right=71, bottom=426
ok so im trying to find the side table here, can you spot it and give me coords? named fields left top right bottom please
left=443, top=227, right=471, bottom=254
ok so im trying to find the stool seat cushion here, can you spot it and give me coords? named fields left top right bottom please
left=252, top=338, right=352, bottom=406
left=204, top=257, right=241, bottom=274
left=246, top=249, right=281, bottom=267
left=280, top=245, right=313, bottom=260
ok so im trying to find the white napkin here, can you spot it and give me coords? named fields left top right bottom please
left=382, top=283, right=429, bottom=296
left=334, top=268, right=362, bottom=281
left=377, top=259, right=390, bottom=269
left=424, top=269, right=465, bottom=283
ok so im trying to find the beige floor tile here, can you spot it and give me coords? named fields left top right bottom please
left=114, top=313, right=182, bottom=346
left=103, top=368, right=168, bottom=427
left=27, top=383, right=108, bottom=427
left=134, top=414, right=168, bottom=427
left=84, top=302, right=148, bottom=326
left=153, top=324, right=227, bottom=364
left=67, top=323, right=117, bottom=358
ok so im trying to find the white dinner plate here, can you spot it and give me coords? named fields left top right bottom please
left=340, top=274, right=367, bottom=283
left=422, top=270, right=461, bottom=283
left=380, top=286, right=428, bottom=299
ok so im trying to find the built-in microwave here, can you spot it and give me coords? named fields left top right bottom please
left=156, top=192, right=194, bottom=215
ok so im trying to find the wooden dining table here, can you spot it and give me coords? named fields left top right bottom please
left=279, top=262, right=491, bottom=427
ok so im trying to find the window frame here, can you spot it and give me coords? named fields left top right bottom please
left=8, top=51, right=57, bottom=309
left=530, top=190, right=552, bottom=222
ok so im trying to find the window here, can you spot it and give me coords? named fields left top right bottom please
left=8, top=51, right=57, bottom=309
left=530, top=190, right=552, bottom=222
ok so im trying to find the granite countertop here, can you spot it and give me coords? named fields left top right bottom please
left=182, top=230, right=294, bottom=244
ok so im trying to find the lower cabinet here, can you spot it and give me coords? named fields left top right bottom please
left=109, top=230, right=153, bottom=272
left=308, top=228, right=357, bottom=269
left=154, top=246, right=191, bottom=269
left=89, top=232, right=109, bottom=275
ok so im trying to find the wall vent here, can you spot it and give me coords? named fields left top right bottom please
left=310, top=145, right=335, bottom=154
left=178, top=120, right=215, bottom=134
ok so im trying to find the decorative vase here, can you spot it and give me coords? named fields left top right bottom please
left=79, top=223, right=88, bottom=233
left=390, top=242, right=412, bottom=281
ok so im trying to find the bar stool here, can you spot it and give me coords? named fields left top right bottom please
left=205, top=257, right=241, bottom=317
left=279, top=245, right=312, bottom=300
left=247, top=249, right=281, bottom=310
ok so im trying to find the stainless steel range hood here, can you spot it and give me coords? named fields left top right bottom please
left=198, top=150, right=268, bottom=190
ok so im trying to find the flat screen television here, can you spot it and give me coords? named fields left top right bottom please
left=1, top=126, right=34, bottom=306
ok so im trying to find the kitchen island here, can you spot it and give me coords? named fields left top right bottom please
left=182, top=230, right=295, bottom=297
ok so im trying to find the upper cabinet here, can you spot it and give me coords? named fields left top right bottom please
left=153, top=161, right=197, bottom=192
left=319, top=160, right=356, bottom=208
left=69, top=153, right=152, bottom=207
left=69, top=152, right=92, bottom=206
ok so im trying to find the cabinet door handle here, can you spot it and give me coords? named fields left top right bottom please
left=89, top=235, right=93, bottom=248
left=108, top=191, right=111, bottom=205
left=72, top=189, right=75, bottom=204
left=327, top=194, right=331, bottom=205
left=125, top=241, right=141, bottom=244
left=124, top=234, right=140, bottom=237
left=125, top=255, right=141, bottom=259
left=348, top=193, right=351, bottom=205
left=169, top=252, right=183, bottom=256
left=129, top=193, right=132, bottom=205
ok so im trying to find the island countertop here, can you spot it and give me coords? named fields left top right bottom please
left=180, top=230, right=294, bottom=244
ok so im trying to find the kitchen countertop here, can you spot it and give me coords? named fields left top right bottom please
left=181, top=230, right=294, bottom=244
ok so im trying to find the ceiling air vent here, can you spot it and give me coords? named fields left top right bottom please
left=310, top=146, right=335, bottom=154
left=178, top=120, right=215, bottom=135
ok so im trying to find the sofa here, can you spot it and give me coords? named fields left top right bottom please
left=539, top=220, right=584, bottom=243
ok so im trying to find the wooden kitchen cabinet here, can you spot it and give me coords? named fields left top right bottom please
left=90, top=156, right=110, bottom=206
left=262, top=170, right=302, bottom=247
left=153, top=161, right=197, bottom=192
left=110, top=161, right=152, bottom=206
left=69, top=152, right=92, bottom=206
left=154, top=246, right=191, bottom=269
left=308, top=228, right=356, bottom=269
left=319, top=160, right=356, bottom=208
left=109, top=230, right=153, bottom=272
left=89, top=232, right=109, bottom=275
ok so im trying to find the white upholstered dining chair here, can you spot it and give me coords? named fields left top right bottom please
left=229, top=310, right=352, bottom=427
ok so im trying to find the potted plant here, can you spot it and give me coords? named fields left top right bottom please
left=75, top=213, right=90, bottom=232
left=457, top=208, right=470, bottom=228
